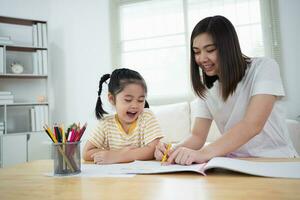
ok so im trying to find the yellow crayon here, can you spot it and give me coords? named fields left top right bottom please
left=161, top=143, right=172, bottom=163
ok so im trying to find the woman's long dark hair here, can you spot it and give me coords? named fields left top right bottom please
left=190, top=15, right=250, bottom=101
left=95, top=68, right=149, bottom=119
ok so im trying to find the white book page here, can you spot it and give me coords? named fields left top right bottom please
left=205, top=157, right=300, bottom=179
left=120, top=160, right=206, bottom=175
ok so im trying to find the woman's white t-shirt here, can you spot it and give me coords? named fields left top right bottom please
left=194, top=57, right=298, bottom=158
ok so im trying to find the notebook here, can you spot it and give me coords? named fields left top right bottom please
left=120, top=157, right=300, bottom=179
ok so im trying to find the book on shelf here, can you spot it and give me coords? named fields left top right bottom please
left=0, top=36, right=11, bottom=40
left=0, top=47, right=3, bottom=74
left=37, top=23, right=43, bottom=48
left=32, top=22, right=47, bottom=48
left=0, top=94, right=14, bottom=104
left=0, top=36, right=13, bottom=45
left=30, top=107, right=36, bottom=132
left=35, top=106, right=41, bottom=131
left=32, top=51, right=38, bottom=75
left=0, top=121, right=5, bottom=134
left=0, top=92, right=14, bottom=102
left=0, top=91, right=12, bottom=95
left=30, top=105, right=48, bottom=132
left=42, top=23, right=47, bottom=48
left=37, top=50, right=43, bottom=75
left=33, top=50, right=46, bottom=75
left=42, top=50, right=47, bottom=75
left=0, top=95, right=13, bottom=100
left=0, top=99, right=13, bottom=104
left=119, top=157, right=300, bottom=179
left=32, top=24, right=38, bottom=47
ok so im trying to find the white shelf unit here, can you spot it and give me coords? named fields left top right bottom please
left=0, top=16, right=51, bottom=168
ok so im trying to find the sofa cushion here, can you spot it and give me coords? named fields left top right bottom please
left=286, top=119, right=300, bottom=154
left=151, top=102, right=191, bottom=143
left=190, top=99, right=221, bottom=142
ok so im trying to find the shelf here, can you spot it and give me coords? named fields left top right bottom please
left=0, top=16, right=50, bottom=167
left=1, top=132, right=29, bottom=136
left=3, top=131, right=45, bottom=136
left=0, top=74, right=47, bottom=78
left=3, top=45, right=47, bottom=52
left=0, top=102, right=48, bottom=106
left=0, top=16, right=46, bottom=26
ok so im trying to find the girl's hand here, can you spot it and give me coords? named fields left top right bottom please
left=166, top=147, right=210, bottom=165
left=154, top=142, right=173, bottom=161
left=91, top=151, right=116, bottom=164
left=91, top=145, right=137, bottom=164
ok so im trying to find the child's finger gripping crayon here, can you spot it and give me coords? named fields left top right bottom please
left=161, top=143, right=172, bottom=163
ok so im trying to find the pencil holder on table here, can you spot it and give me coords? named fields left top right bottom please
left=52, top=141, right=81, bottom=176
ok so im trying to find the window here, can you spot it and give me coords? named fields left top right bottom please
left=113, top=0, right=281, bottom=104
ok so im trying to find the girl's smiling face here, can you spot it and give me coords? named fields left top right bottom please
left=192, top=33, right=220, bottom=76
left=109, top=83, right=146, bottom=126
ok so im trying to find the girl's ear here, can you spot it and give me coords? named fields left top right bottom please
left=108, top=93, right=115, bottom=105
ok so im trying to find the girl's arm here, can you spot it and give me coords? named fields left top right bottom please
left=92, top=138, right=160, bottom=164
left=167, top=94, right=276, bottom=165
left=82, top=141, right=104, bottom=161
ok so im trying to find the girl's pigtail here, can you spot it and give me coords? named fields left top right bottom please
left=95, top=74, right=110, bottom=119
left=144, top=100, right=149, bottom=108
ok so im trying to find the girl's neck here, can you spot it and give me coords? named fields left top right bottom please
left=115, top=115, right=137, bottom=134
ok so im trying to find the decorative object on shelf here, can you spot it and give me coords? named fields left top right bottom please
left=10, top=62, right=24, bottom=74
left=37, top=95, right=46, bottom=103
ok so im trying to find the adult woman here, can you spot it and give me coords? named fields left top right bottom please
left=154, top=15, right=298, bottom=165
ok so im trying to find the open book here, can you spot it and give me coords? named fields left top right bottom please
left=120, top=157, right=300, bottom=179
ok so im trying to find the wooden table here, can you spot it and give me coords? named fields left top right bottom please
left=0, top=159, right=300, bottom=200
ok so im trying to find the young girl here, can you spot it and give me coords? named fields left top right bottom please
left=83, top=68, right=164, bottom=164
left=155, top=15, right=298, bottom=165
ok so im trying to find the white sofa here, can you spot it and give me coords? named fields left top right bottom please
left=151, top=101, right=300, bottom=155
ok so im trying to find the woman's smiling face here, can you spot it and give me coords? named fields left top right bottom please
left=192, top=33, right=220, bottom=76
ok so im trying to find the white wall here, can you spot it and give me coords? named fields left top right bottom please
left=0, top=0, right=50, bottom=19
left=48, top=0, right=112, bottom=135
left=278, top=0, right=300, bottom=120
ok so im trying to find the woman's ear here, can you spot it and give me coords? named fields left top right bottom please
left=108, top=93, right=115, bottom=105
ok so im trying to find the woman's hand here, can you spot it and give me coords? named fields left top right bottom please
left=167, top=147, right=210, bottom=165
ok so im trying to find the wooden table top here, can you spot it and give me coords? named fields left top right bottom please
left=0, top=159, right=300, bottom=200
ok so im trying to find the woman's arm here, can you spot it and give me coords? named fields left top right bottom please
left=154, top=118, right=211, bottom=160
left=167, top=94, right=276, bottom=165
left=177, top=118, right=212, bottom=149
left=203, top=94, right=276, bottom=158
left=92, top=138, right=160, bottom=164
